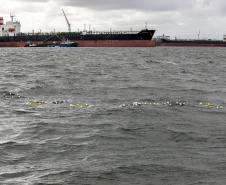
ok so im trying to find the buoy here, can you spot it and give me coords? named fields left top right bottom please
left=120, top=101, right=187, bottom=107
left=51, top=100, right=68, bottom=104
left=27, top=101, right=47, bottom=105
left=3, top=92, right=21, bottom=98
left=119, top=104, right=131, bottom=107
left=165, top=101, right=186, bottom=106
left=153, top=103, right=159, bottom=106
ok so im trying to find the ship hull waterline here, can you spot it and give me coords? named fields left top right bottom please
left=160, top=43, right=226, bottom=47
left=0, top=40, right=156, bottom=47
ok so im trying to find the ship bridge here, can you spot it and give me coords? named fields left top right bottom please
left=0, top=13, right=21, bottom=37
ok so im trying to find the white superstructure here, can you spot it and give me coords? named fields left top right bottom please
left=0, top=13, right=21, bottom=36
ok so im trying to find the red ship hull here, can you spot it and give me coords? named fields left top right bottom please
left=75, top=40, right=156, bottom=47
left=0, top=40, right=156, bottom=47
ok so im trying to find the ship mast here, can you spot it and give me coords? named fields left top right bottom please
left=10, top=13, right=15, bottom=23
left=62, top=9, right=71, bottom=32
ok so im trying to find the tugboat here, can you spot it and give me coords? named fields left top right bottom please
left=59, top=38, right=78, bottom=47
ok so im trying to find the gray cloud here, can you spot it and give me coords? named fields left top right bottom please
left=58, top=0, right=196, bottom=11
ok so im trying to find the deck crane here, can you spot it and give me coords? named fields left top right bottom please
left=62, top=9, right=71, bottom=32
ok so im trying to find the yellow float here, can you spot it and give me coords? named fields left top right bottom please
left=70, top=104, right=93, bottom=108
left=200, top=102, right=223, bottom=109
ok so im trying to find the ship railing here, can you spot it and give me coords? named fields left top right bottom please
left=16, top=30, right=140, bottom=36
left=163, top=39, right=226, bottom=43
left=162, top=38, right=223, bottom=41
left=86, top=31, right=139, bottom=34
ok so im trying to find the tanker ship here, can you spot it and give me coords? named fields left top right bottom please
left=159, top=34, right=226, bottom=47
left=0, top=13, right=156, bottom=47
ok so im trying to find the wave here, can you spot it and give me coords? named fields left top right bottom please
left=168, top=131, right=208, bottom=143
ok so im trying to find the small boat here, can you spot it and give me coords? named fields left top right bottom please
left=24, top=40, right=78, bottom=47
left=59, top=38, right=78, bottom=47
left=24, top=41, right=59, bottom=47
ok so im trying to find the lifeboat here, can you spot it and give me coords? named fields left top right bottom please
left=9, top=28, right=15, bottom=31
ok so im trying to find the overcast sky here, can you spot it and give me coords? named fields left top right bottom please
left=1, top=0, right=226, bottom=39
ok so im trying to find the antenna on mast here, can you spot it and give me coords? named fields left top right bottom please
left=198, top=29, right=200, bottom=39
left=62, top=9, right=71, bottom=32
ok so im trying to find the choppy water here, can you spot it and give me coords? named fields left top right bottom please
left=0, top=47, right=226, bottom=185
